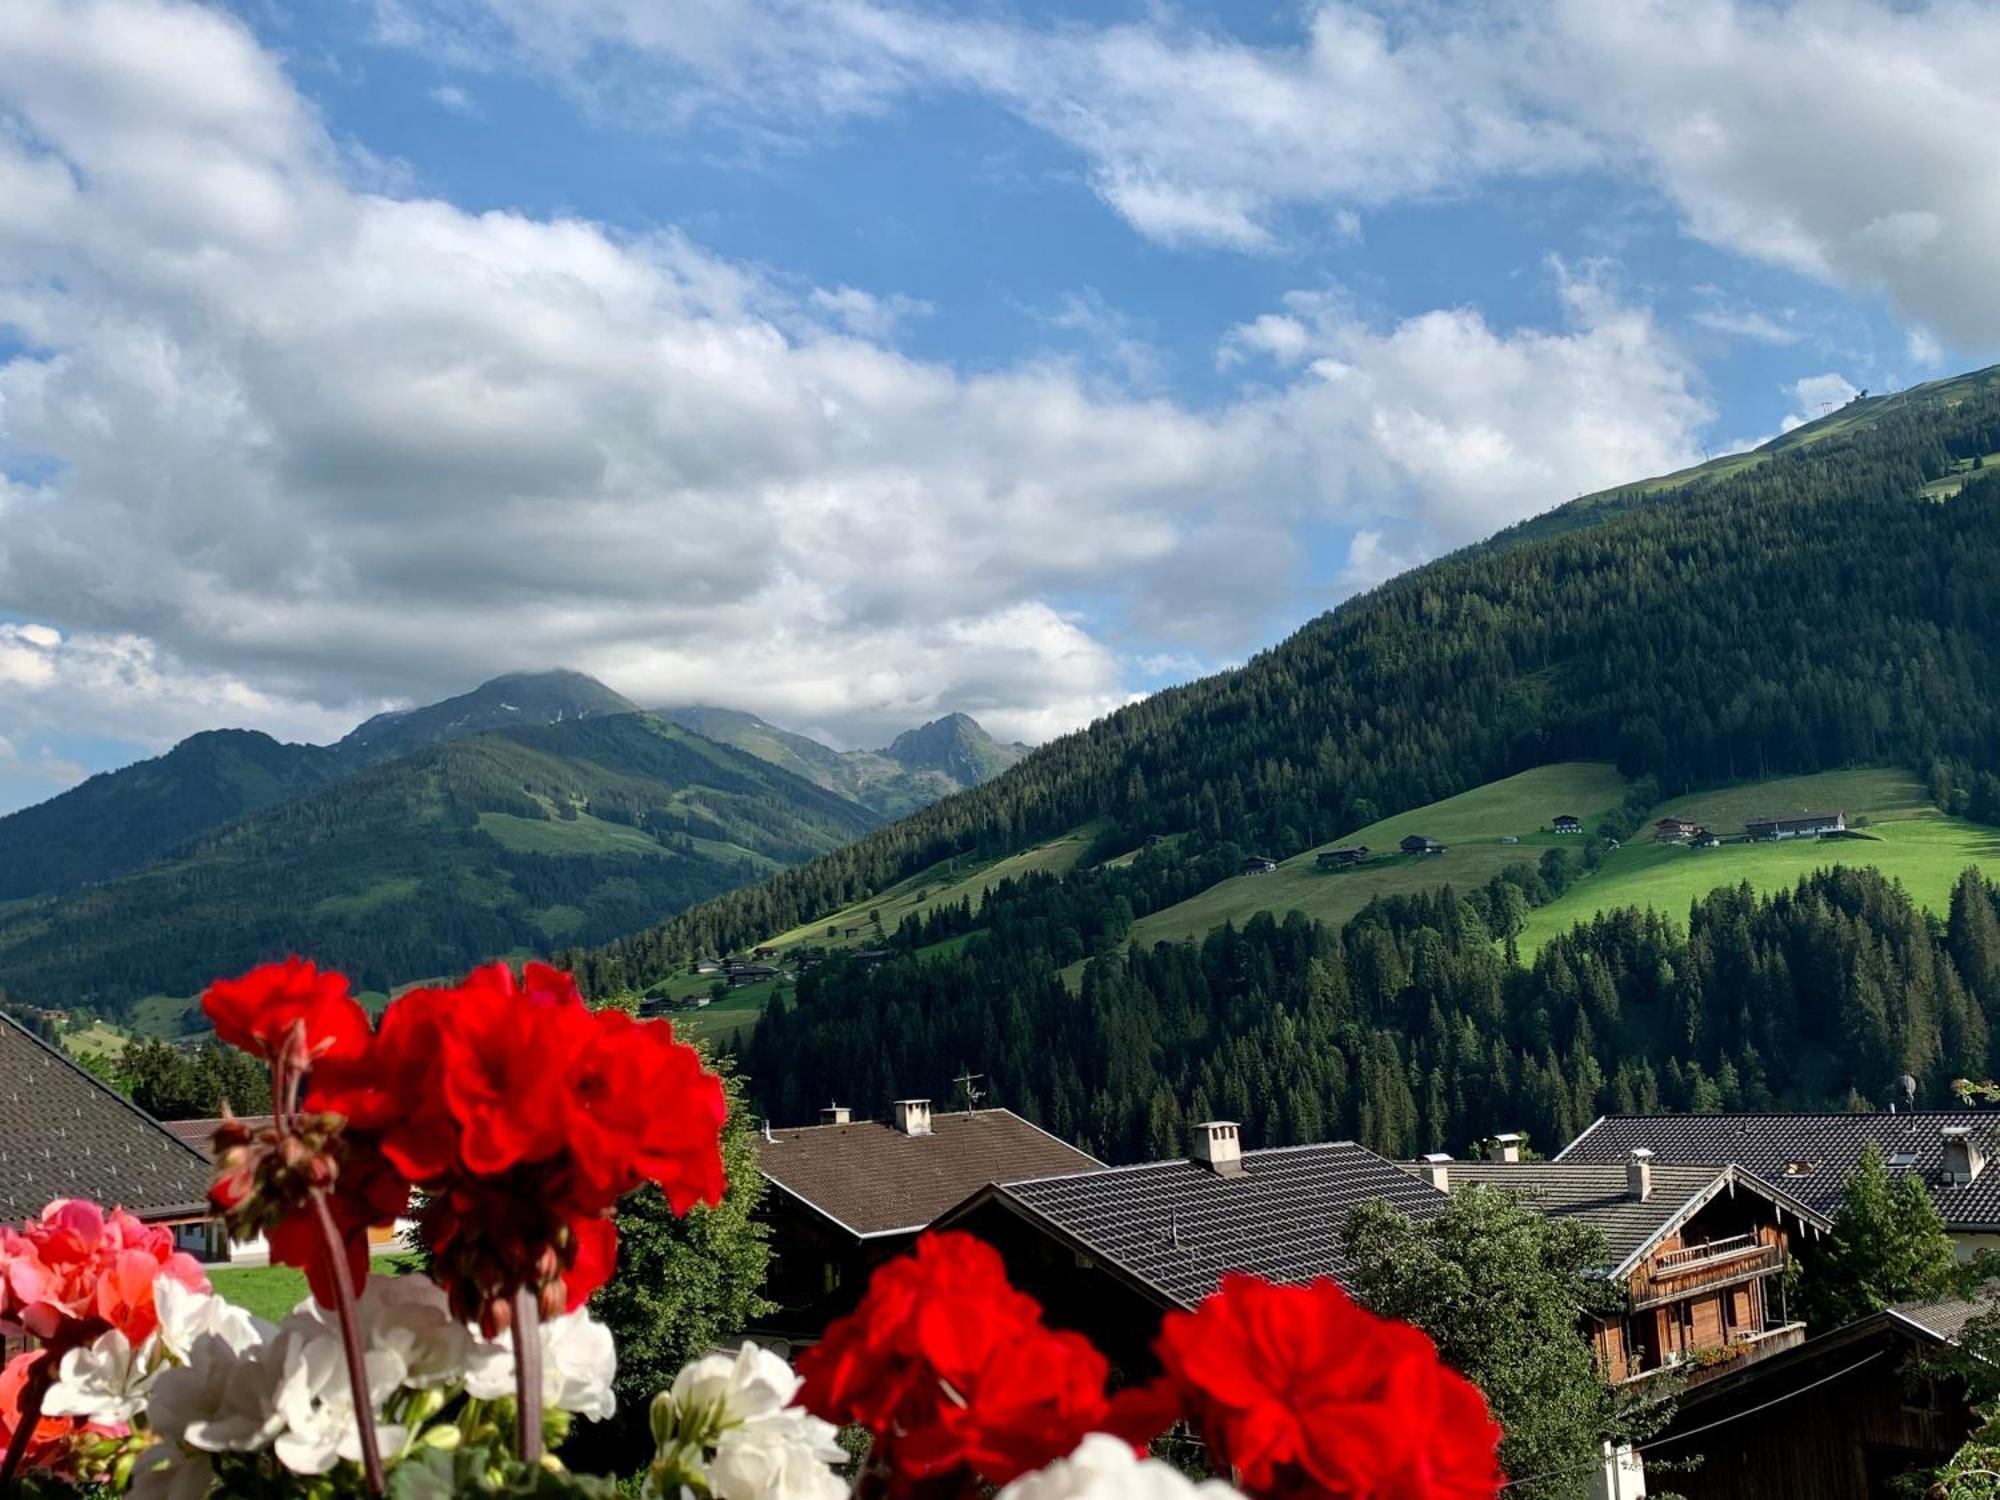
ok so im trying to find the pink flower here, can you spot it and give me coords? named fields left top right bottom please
left=0, top=1200, right=207, bottom=1350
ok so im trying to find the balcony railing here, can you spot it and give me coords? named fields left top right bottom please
left=1629, top=1236, right=1783, bottom=1308
left=1624, top=1322, right=1806, bottom=1387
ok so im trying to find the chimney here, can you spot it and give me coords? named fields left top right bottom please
left=1943, top=1126, right=1985, bottom=1185
left=1486, top=1132, right=1523, bottom=1164
left=1627, top=1147, right=1655, bottom=1202
left=820, top=1103, right=851, bottom=1126
left=1192, top=1121, right=1244, bottom=1178
left=893, top=1099, right=933, bottom=1138
left=1418, top=1152, right=1452, bottom=1192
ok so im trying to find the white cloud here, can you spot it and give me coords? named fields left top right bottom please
left=1907, top=327, right=1944, bottom=367
left=404, top=0, right=2000, bottom=343
left=0, top=0, right=1712, bottom=753
left=1778, top=372, right=1861, bottom=434
left=430, top=82, right=477, bottom=114
left=1690, top=305, right=1797, bottom=346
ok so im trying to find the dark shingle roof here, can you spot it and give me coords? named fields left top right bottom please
left=1558, top=1113, right=2000, bottom=1230
left=967, top=1141, right=1450, bottom=1309
left=161, top=1116, right=274, bottom=1154
left=1430, top=1161, right=1827, bottom=1274
left=755, top=1108, right=1102, bottom=1237
left=1891, top=1292, right=2000, bottom=1344
left=0, top=1013, right=215, bottom=1221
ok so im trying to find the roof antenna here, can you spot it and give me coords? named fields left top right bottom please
left=1168, top=1208, right=1182, bottom=1250
left=953, top=1067, right=986, bottom=1114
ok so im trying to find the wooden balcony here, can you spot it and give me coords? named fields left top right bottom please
left=1625, top=1322, right=1806, bottom=1387
left=1628, top=1234, right=1785, bottom=1310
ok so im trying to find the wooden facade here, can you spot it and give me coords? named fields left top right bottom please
left=1594, top=1210, right=1803, bottom=1383
left=1649, top=1312, right=1977, bottom=1500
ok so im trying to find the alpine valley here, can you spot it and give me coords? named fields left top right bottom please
left=0, top=674, right=1025, bottom=1015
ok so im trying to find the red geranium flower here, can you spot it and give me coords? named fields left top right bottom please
left=1150, top=1273, right=1503, bottom=1500
left=799, top=1232, right=1169, bottom=1489
left=565, top=1008, right=727, bottom=1211
left=0, top=1352, right=93, bottom=1477
left=203, top=957, right=371, bottom=1067
left=439, top=963, right=587, bottom=1176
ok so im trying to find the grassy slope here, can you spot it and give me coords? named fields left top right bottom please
left=1122, top=764, right=1630, bottom=949
left=1516, top=768, right=2000, bottom=955
left=758, top=824, right=1101, bottom=953
left=209, top=1256, right=409, bottom=1322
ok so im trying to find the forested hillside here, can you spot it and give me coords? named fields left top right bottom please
left=570, top=364, right=2000, bottom=994
left=0, top=714, right=876, bottom=1011
left=745, top=860, right=2000, bottom=1162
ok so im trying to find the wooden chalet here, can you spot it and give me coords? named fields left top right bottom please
left=1400, top=834, right=1445, bottom=855
left=1240, top=855, right=1279, bottom=875
left=1642, top=1294, right=1986, bottom=1499
left=1316, top=846, right=1369, bottom=869
left=751, top=1100, right=1102, bottom=1349
left=0, top=1012, right=223, bottom=1261
left=1413, top=1145, right=1829, bottom=1384
left=1655, top=815, right=1701, bottom=839
left=1744, top=809, right=1846, bottom=840
left=1553, top=813, right=1583, bottom=833
left=936, top=1125, right=1452, bottom=1378
left=1561, top=1112, right=2000, bottom=1255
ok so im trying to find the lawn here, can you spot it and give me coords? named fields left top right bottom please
left=1120, top=763, right=1628, bottom=950
left=208, top=1255, right=412, bottom=1322
left=1517, top=771, right=2000, bottom=956
left=757, top=823, right=1101, bottom=955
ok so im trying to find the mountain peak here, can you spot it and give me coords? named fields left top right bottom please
left=883, top=713, right=1026, bottom=785
left=336, top=669, right=640, bottom=762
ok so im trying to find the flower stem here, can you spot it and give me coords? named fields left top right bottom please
left=513, top=1286, right=544, bottom=1466
left=0, top=1350, right=53, bottom=1497
left=310, top=1188, right=385, bottom=1496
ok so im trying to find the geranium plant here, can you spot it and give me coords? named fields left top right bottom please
left=1, top=957, right=1507, bottom=1500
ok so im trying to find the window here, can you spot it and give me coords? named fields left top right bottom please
left=1889, top=1151, right=1919, bottom=1169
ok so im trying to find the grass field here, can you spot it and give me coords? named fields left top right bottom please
left=1121, top=764, right=1629, bottom=950
left=209, top=1255, right=411, bottom=1322
left=1516, top=769, right=2000, bottom=956
left=758, top=823, right=1101, bottom=955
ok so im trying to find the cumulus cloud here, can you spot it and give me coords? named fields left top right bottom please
left=1778, top=372, right=1862, bottom=434
left=0, top=0, right=1711, bottom=753
left=404, top=0, right=2000, bottom=344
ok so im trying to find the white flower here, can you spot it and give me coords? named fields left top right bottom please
left=997, top=1435, right=1247, bottom=1500
left=464, top=1307, right=617, bottom=1421
left=287, top=1273, right=470, bottom=1391
left=268, top=1327, right=409, bottom=1476
left=156, top=1281, right=269, bottom=1362
left=147, top=1333, right=284, bottom=1454
left=708, top=1408, right=847, bottom=1500
left=127, top=1440, right=216, bottom=1500
left=670, top=1344, right=804, bottom=1427
left=45, top=1327, right=156, bottom=1424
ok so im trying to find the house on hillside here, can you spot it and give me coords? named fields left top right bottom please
left=936, top=1125, right=1452, bottom=1377
left=751, top=1100, right=1102, bottom=1348
left=1553, top=813, right=1583, bottom=834
left=693, top=957, right=723, bottom=975
left=0, top=1013, right=225, bottom=1261
left=1240, top=855, right=1279, bottom=875
left=726, top=963, right=779, bottom=986
left=1642, top=1294, right=1985, bottom=1500
left=1407, top=1142, right=1828, bottom=1384
left=1744, top=810, right=1846, bottom=840
left=1400, top=834, right=1445, bottom=855
left=1560, top=1112, right=2000, bottom=1255
left=1316, top=846, right=1369, bottom=869
left=1656, top=815, right=1701, bottom=840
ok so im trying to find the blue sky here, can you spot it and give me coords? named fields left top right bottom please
left=2, top=0, right=1998, bottom=815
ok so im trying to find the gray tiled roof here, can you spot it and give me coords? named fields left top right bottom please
left=1558, top=1113, right=2000, bottom=1230
left=983, top=1141, right=1451, bottom=1309
left=0, top=1013, right=215, bottom=1221
left=162, top=1115, right=274, bottom=1154
left=756, top=1109, right=1102, bottom=1237
left=1431, top=1161, right=1826, bottom=1274
left=1891, top=1292, right=2000, bottom=1344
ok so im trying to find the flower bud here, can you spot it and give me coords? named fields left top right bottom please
left=650, top=1390, right=678, bottom=1449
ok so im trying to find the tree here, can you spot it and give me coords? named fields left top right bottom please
left=1342, top=1186, right=1670, bottom=1492
left=575, top=1053, right=772, bottom=1472
left=117, top=1038, right=270, bottom=1120
left=1803, top=1142, right=1958, bottom=1328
